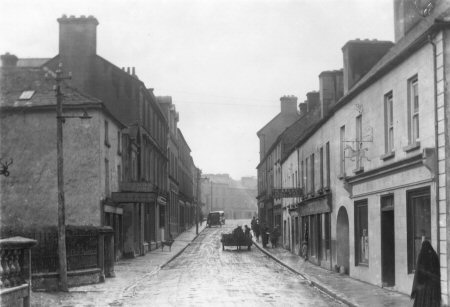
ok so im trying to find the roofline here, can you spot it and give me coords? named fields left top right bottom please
left=0, top=102, right=126, bottom=129
left=280, top=19, right=450, bottom=164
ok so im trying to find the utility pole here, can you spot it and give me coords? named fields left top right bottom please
left=52, top=64, right=71, bottom=292
left=45, top=63, right=90, bottom=292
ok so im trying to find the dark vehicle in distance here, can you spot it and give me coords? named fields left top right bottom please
left=207, top=212, right=222, bottom=227
left=210, top=210, right=225, bottom=225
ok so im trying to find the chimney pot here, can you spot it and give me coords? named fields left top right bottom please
left=126, top=67, right=130, bottom=74
left=132, top=67, right=135, bottom=75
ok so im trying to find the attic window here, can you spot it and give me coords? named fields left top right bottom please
left=19, top=91, right=35, bottom=100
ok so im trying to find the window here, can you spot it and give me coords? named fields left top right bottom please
left=117, top=131, right=122, bottom=155
left=104, top=121, right=110, bottom=147
left=384, top=92, right=394, bottom=153
left=408, top=76, right=419, bottom=144
left=355, top=199, right=368, bottom=265
left=305, top=158, right=309, bottom=193
left=301, top=160, right=304, bottom=192
left=340, top=125, right=346, bottom=176
left=105, top=158, right=110, bottom=196
left=355, top=115, right=362, bottom=170
left=407, top=187, right=431, bottom=273
left=310, top=154, right=315, bottom=194
left=325, top=142, right=330, bottom=188
left=320, top=147, right=324, bottom=190
left=160, top=206, right=165, bottom=228
left=117, top=165, right=121, bottom=186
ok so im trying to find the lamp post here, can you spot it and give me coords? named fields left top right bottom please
left=45, top=64, right=91, bottom=292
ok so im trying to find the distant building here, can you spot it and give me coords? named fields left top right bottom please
left=202, top=174, right=257, bottom=219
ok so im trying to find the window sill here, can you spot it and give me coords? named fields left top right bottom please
left=403, top=142, right=420, bottom=153
left=356, top=263, right=369, bottom=267
left=380, top=151, right=395, bottom=161
left=353, top=167, right=364, bottom=174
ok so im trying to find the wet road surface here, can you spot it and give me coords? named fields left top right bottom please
left=126, top=220, right=343, bottom=306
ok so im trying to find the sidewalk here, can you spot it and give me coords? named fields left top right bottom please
left=253, top=239, right=412, bottom=307
left=32, top=223, right=206, bottom=307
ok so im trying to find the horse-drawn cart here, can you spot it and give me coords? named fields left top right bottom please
left=221, top=233, right=252, bottom=251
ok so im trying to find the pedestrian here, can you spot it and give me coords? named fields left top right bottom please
left=244, top=225, right=251, bottom=239
left=270, top=225, right=280, bottom=248
left=254, top=219, right=261, bottom=242
left=261, top=224, right=269, bottom=248
left=411, top=240, right=441, bottom=307
left=251, top=216, right=256, bottom=235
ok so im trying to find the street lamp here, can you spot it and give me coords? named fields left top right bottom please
left=44, top=63, right=91, bottom=292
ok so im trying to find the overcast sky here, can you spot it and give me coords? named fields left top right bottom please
left=1, top=0, right=394, bottom=180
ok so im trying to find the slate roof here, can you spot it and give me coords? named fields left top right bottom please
left=0, top=66, right=101, bottom=108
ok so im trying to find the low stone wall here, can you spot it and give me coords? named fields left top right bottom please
left=32, top=269, right=102, bottom=291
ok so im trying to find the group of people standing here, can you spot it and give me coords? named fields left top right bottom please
left=250, top=217, right=280, bottom=248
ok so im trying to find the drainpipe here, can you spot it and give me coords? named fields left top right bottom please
left=428, top=33, right=440, bottom=254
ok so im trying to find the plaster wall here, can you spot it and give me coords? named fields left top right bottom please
left=0, top=108, right=122, bottom=228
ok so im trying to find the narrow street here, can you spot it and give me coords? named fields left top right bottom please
left=123, top=220, right=342, bottom=306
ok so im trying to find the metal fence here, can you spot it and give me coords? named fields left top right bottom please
left=0, top=226, right=99, bottom=273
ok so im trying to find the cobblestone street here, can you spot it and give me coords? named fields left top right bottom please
left=125, top=221, right=341, bottom=306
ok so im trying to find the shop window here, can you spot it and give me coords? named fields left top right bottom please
left=354, top=199, right=369, bottom=266
left=407, top=187, right=431, bottom=273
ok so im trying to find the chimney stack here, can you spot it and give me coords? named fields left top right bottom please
left=280, top=95, right=298, bottom=114
left=306, top=91, right=320, bottom=113
left=319, top=70, right=343, bottom=118
left=342, top=39, right=393, bottom=93
left=57, top=15, right=99, bottom=92
left=1, top=53, right=18, bottom=67
left=299, top=102, right=308, bottom=115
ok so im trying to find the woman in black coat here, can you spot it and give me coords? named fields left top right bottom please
left=411, top=240, right=441, bottom=307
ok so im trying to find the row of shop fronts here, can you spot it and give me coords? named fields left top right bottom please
left=257, top=2, right=450, bottom=303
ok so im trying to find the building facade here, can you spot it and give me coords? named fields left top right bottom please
left=257, top=96, right=300, bottom=229
left=275, top=1, right=450, bottom=303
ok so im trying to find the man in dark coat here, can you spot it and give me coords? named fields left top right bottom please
left=411, top=240, right=441, bottom=307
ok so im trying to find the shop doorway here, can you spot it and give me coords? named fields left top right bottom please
left=336, top=206, right=349, bottom=274
left=381, top=195, right=395, bottom=287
